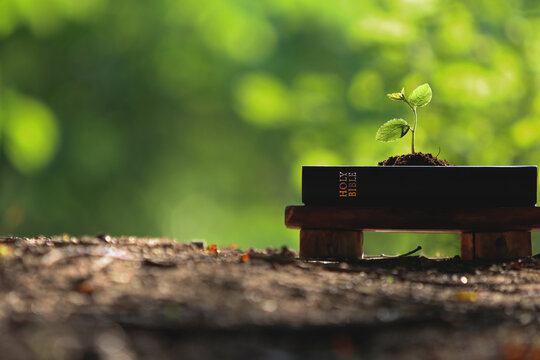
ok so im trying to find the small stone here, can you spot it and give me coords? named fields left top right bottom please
left=376, top=308, right=399, bottom=322
left=519, top=313, right=533, bottom=325
left=76, top=280, right=95, bottom=294
left=97, top=234, right=112, bottom=243
left=262, top=300, right=277, bottom=313
left=190, top=241, right=205, bottom=250
left=280, top=246, right=297, bottom=258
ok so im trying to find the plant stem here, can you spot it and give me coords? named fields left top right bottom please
left=402, top=98, right=418, bottom=154
left=411, top=107, right=417, bottom=154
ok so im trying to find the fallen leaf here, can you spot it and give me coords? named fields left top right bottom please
left=0, top=244, right=13, bottom=257
left=501, top=342, right=540, bottom=360
left=240, top=252, right=250, bottom=262
left=455, top=291, right=478, bottom=302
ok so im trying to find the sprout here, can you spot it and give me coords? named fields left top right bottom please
left=376, top=83, right=432, bottom=154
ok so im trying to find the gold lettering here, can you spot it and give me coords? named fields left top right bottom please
left=338, top=171, right=358, bottom=198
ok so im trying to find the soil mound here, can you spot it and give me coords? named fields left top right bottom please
left=378, top=152, right=453, bottom=166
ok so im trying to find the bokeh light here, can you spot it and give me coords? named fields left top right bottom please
left=1, top=0, right=540, bottom=255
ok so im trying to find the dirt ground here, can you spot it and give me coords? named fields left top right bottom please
left=0, top=235, right=539, bottom=360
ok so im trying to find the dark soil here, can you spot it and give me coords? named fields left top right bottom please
left=0, top=235, right=539, bottom=359
left=379, top=152, right=453, bottom=166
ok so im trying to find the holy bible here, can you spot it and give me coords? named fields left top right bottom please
left=302, top=166, right=537, bottom=207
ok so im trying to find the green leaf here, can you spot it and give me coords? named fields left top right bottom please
left=387, top=92, right=402, bottom=101
left=408, top=83, right=432, bottom=107
left=386, top=87, right=405, bottom=101
left=376, top=119, right=410, bottom=142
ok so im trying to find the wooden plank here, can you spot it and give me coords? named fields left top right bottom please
left=461, top=232, right=532, bottom=260
left=285, top=206, right=540, bottom=233
left=300, top=229, right=363, bottom=259
left=461, top=233, right=475, bottom=261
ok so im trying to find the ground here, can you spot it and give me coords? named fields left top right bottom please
left=0, top=236, right=539, bottom=360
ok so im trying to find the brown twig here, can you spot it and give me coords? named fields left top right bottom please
left=398, top=246, right=422, bottom=257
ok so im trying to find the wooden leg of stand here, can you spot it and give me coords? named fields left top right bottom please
left=300, top=229, right=364, bottom=260
left=461, top=231, right=532, bottom=260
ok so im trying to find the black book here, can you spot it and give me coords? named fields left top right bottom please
left=302, top=166, right=538, bottom=207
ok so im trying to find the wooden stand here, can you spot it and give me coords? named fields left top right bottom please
left=461, top=231, right=532, bottom=260
left=300, top=229, right=363, bottom=259
left=286, top=206, right=538, bottom=260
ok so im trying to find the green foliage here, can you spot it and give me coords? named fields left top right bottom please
left=1, top=0, right=540, bottom=256
left=387, top=88, right=405, bottom=101
left=375, top=119, right=410, bottom=142
left=408, top=84, right=432, bottom=108
left=0, top=91, right=59, bottom=174
left=234, top=73, right=291, bottom=125
left=376, top=83, right=432, bottom=153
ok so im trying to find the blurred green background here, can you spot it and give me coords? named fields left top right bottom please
left=1, top=0, right=540, bottom=256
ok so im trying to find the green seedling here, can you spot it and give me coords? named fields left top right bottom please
left=376, top=83, right=432, bottom=154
